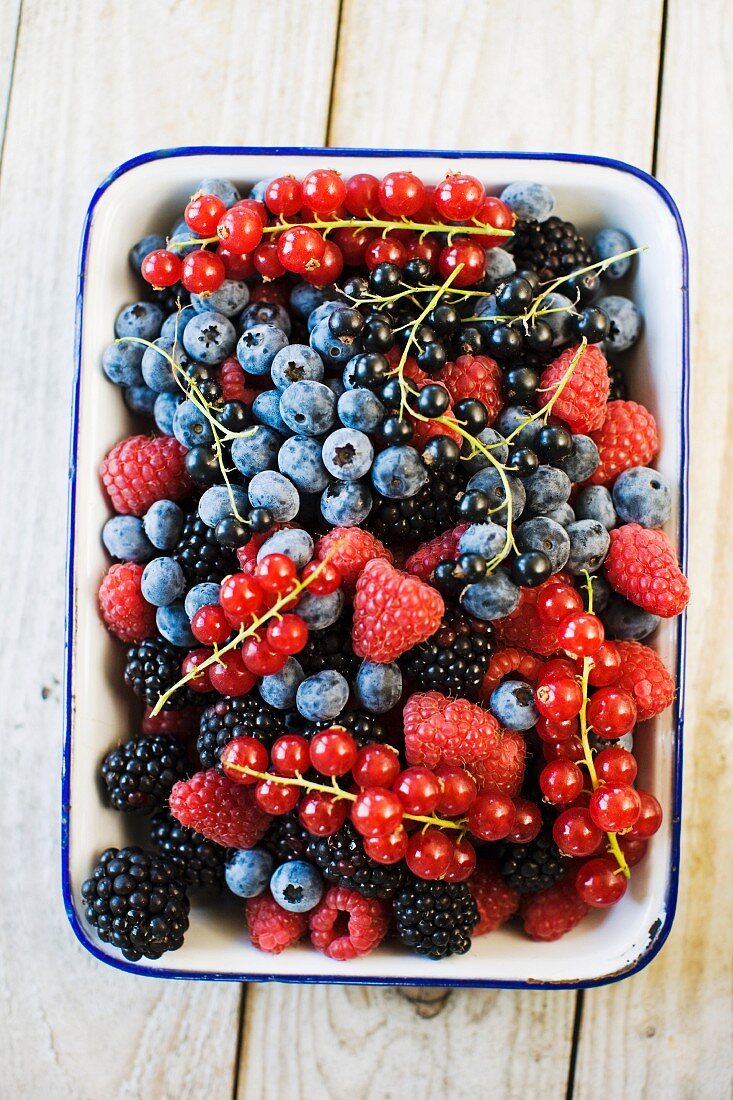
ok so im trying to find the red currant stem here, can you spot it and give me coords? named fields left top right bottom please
left=224, top=761, right=468, bottom=831
left=149, top=547, right=343, bottom=715
left=529, top=246, right=646, bottom=321
left=265, top=215, right=514, bottom=240
left=576, top=571, right=631, bottom=879
left=461, top=302, right=581, bottom=325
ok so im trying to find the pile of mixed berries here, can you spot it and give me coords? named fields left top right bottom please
left=83, top=167, right=689, bottom=965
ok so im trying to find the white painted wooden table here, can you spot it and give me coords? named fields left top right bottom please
left=1, top=2, right=730, bottom=1096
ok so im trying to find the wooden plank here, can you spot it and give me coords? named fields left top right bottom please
left=329, top=0, right=664, bottom=165
left=0, top=0, right=20, bottom=145
left=0, top=1, right=337, bottom=1096
left=572, top=2, right=733, bottom=1097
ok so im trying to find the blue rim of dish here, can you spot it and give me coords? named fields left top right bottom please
left=63, top=145, right=688, bottom=989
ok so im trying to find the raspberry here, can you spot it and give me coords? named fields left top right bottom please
left=605, top=524, right=689, bottom=618
left=520, top=876, right=589, bottom=941
left=537, top=344, right=610, bottom=434
left=98, top=562, right=156, bottom=643
left=468, top=859, right=520, bottom=934
left=614, top=640, right=676, bottom=719
left=478, top=647, right=544, bottom=701
left=493, top=575, right=571, bottom=656
left=217, top=356, right=262, bottom=406
left=142, top=705, right=202, bottom=737
left=246, top=891, right=308, bottom=954
left=436, top=354, right=504, bottom=425
left=169, top=769, right=271, bottom=849
left=401, top=358, right=461, bottom=448
left=587, top=400, right=659, bottom=486
left=314, top=526, right=393, bottom=596
left=352, top=559, right=445, bottom=663
left=404, top=524, right=470, bottom=580
left=100, top=434, right=191, bottom=516
left=403, top=690, right=525, bottom=795
left=308, top=886, right=390, bottom=960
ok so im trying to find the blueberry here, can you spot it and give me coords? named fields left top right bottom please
left=500, top=181, right=555, bottom=222
left=467, top=468, right=526, bottom=524
left=102, top=342, right=144, bottom=387
left=271, top=344, right=324, bottom=390
left=102, top=515, right=154, bottom=562
left=489, top=680, right=540, bottom=730
left=123, top=385, right=157, bottom=417
left=589, top=730, right=634, bottom=754
left=322, top=428, right=374, bottom=482
left=253, top=389, right=291, bottom=435
left=231, top=425, right=282, bottom=476
left=129, top=233, right=166, bottom=273
left=337, top=388, right=384, bottom=432
left=191, top=279, right=250, bottom=318
left=296, top=590, right=345, bottom=629
left=259, top=658, right=305, bottom=710
left=597, top=295, right=642, bottom=352
left=168, top=227, right=203, bottom=257
left=542, top=293, right=575, bottom=345
left=278, top=435, right=330, bottom=493
left=248, top=471, right=300, bottom=522
left=515, top=516, right=570, bottom=573
left=241, top=300, right=292, bottom=336
left=198, top=484, right=248, bottom=528
left=584, top=574, right=612, bottom=613
left=141, top=556, right=186, bottom=607
left=115, top=301, right=164, bottom=341
left=270, top=861, right=324, bottom=913
left=371, top=446, right=427, bottom=499
left=558, top=435, right=600, bottom=482
left=154, top=392, right=184, bottom=435
left=160, top=305, right=197, bottom=342
left=183, top=311, right=237, bottom=365
left=142, top=500, right=184, bottom=550
left=566, top=519, right=611, bottom=574
left=461, top=570, right=520, bottom=620
left=307, top=300, right=342, bottom=334
left=184, top=582, right=221, bottom=620
left=593, top=228, right=634, bottom=279
left=225, top=848, right=273, bottom=899
left=613, top=466, right=671, bottom=528
left=197, top=177, right=241, bottom=208
left=523, top=466, right=572, bottom=513
left=280, top=380, right=337, bottom=436
left=310, top=317, right=362, bottom=369
left=173, top=398, right=214, bottom=448
left=256, top=528, right=314, bottom=569
left=356, top=661, right=403, bottom=714
left=484, top=246, right=516, bottom=283
left=321, top=480, right=372, bottom=526
left=141, top=338, right=183, bottom=393
left=458, top=522, right=508, bottom=560
left=156, top=601, right=196, bottom=647
left=575, top=486, right=617, bottom=530
left=297, top=669, right=349, bottom=722
left=602, top=595, right=660, bottom=641
left=544, top=503, right=576, bottom=528
left=324, top=378, right=346, bottom=400
left=290, top=281, right=331, bottom=320
left=496, top=406, right=541, bottom=449
left=463, top=427, right=510, bottom=474
left=247, top=178, right=272, bottom=202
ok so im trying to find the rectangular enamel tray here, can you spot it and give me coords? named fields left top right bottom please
left=64, top=147, right=688, bottom=988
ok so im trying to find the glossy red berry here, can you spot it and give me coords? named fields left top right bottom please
left=433, top=174, right=485, bottom=221
left=232, top=198, right=268, bottom=226
left=241, top=637, right=287, bottom=677
left=299, top=791, right=347, bottom=836
left=444, top=837, right=477, bottom=882
left=438, top=239, right=485, bottom=286
left=472, top=196, right=514, bottom=247
left=575, top=857, right=627, bottom=907
left=141, top=249, right=181, bottom=288
left=220, top=736, right=268, bottom=784
left=264, top=176, right=303, bottom=217
left=585, top=641, right=622, bottom=686
left=208, top=649, right=257, bottom=697
left=553, top=807, right=604, bottom=857
left=589, top=783, right=641, bottom=832
left=539, top=658, right=578, bottom=682
left=536, top=583, right=584, bottom=624
left=254, top=239, right=286, bottom=279
left=352, top=744, right=401, bottom=789
left=331, top=226, right=378, bottom=266
left=595, top=747, right=638, bottom=785
left=266, top=614, right=308, bottom=655
left=277, top=225, right=326, bottom=274
left=255, top=778, right=300, bottom=815
left=434, top=765, right=478, bottom=815
left=405, top=827, right=453, bottom=880
left=543, top=735, right=585, bottom=763
left=618, top=835, right=648, bottom=865
left=392, top=767, right=441, bottom=816
left=190, top=603, right=230, bottom=646
left=309, top=727, right=358, bottom=777
left=181, top=249, right=226, bottom=294
left=216, top=206, right=264, bottom=253
left=363, top=826, right=409, bottom=864
left=505, top=797, right=543, bottom=843
left=218, top=246, right=255, bottom=279
left=467, top=792, right=516, bottom=842
left=536, top=715, right=579, bottom=743
left=365, top=235, right=406, bottom=270
left=378, top=171, right=427, bottom=218
left=535, top=675, right=583, bottom=721
left=269, top=734, right=310, bottom=778
left=255, top=553, right=298, bottom=593
left=304, top=240, right=344, bottom=287
left=540, top=760, right=585, bottom=805
left=302, top=169, right=346, bottom=214
left=344, top=172, right=381, bottom=216
left=301, top=560, right=341, bottom=595
left=557, top=611, right=605, bottom=657
left=404, top=234, right=441, bottom=270
left=185, top=192, right=226, bottom=236
left=627, top=790, right=663, bottom=839
left=351, top=787, right=404, bottom=838
left=586, top=686, right=637, bottom=738
left=181, top=647, right=214, bottom=693
left=219, top=573, right=264, bottom=625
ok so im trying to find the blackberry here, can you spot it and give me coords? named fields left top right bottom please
left=124, top=637, right=198, bottom=711
left=173, top=510, right=239, bottom=585
left=81, top=846, right=190, bottom=961
left=370, top=464, right=466, bottom=543
left=305, top=709, right=390, bottom=749
left=509, top=216, right=593, bottom=282
left=149, top=810, right=225, bottom=889
left=393, top=876, right=479, bottom=959
left=263, top=811, right=310, bottom=862
left=197, top=696, right=283, bottom=769
left=306, top=821, right=405, bottom=899
left=498, top=828, right=567, bottom=894
left=607, top=360, right=628, bottom=401
left=100, top=734, right=189, bottom=813
left=299, top=616, right=362, bottom=684
left=401, top=608, right=493, bottom=699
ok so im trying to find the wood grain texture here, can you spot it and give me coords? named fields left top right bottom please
left=238, top=983, right=576, bottom=1099
left=0, top=1, right=336, bottom=1097
left=329, top=0, right=664, bottom=164
left=572, top=2, right=733, bottom=1098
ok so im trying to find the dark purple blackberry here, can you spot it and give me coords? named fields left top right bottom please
left=197, top=696, right=283, bottom=769
left=299, top=616, right=361, bottom=684
left=81, top=846, right=190, bottom=961
left=173, top=510, right=239, bottom=585
left=306, top=821, right=405, bottom=899
left=393, top=876, right=479, bottom=959
left=263, top=812, right=310, bottom=862
left=149, top=809, right=225, bottom=889
left=607, top=360, right=628, bottom=400
left=124, top=637, right=199, bottom=711
left=509, top=216, right=593, bottom=282
left=401, top=609, right=493, bottom=699
left=370, top=464, right=466, bottom=543
left=100, top=734, right=189, bottom=813
left=498, top=828, right=567, bottom=894
left=305, top=709, right=390, bottom=750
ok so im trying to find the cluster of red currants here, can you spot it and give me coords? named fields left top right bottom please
left=140, top=169, right=515, bottom=295
left=178, top=552, right=341, bottom=698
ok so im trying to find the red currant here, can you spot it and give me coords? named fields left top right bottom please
left=277, top=225, right=326, bottom=274
left=304, top=240, right=343, bottom=287
left=472, top=196, right=514, bottom=247
left=351, top=787, right=404, bottom=837
left=444, top=837, right=477, bottom=883
left=301, top=559, right=341, bottom=594
left=299, top=791, right=347, bottom=836
left=595, top=747, right=638, bottom=785
left=232, top=198, right=268, bottom=226
left=255, top=778, right=300, bottom=815
left=344, top=173, right=381, bottom=217
left=585, top=641, right=622, bottom=686
left=220, top=736, right=267, bottom=784
left=264, top=176, right=303, bottom=217
left=208, top=650, right=257, bottom=696
left=249, top=281, right=288, bottom=305
left=365, top=235, right=406, bottom=270
left=438, top=239, right=485, bottom=286
left=216, top=206, right=263, bottom=253
left=467, top=791, right=516, bottom=842
left=181, top=249, right=225, bottom=294
left=392, top=767, right=441, bottom=816
left=254, top=239, right=286, bottom=280
left=505, top=797, right=543, bottom=843
left=364, top=826, right=409, bottom=864
left=218, top=246, right=255, bottom=279
left=618, top=835, right=648, bottom=866
left=241, top=637, right=287, bottom=677
left=575, top=857, right=627, bottom=907
left=219, top=573, right=264, bottom=625
left=270, top=734, right=310, bottom=778
left=141, top=249, right=181, bottom=288
left=557, top=611, right=605, bottom=657
left=540, top=760, right=585, bottom=805
left=301, top=169, right=346, bottom=214
left=255, top=553, right=298, bottom=593
left=181, top=647, right=214, bottom=693
left=539, top=658, right=578, bottom=683
left=543, top=735, right=585, bottom=763
left=536, top=583, right=584, bottom=624
left=535, top=676, right=583, bottom=721
left=309, top=727, right=358, bottom=777
left=190, top=603, right=230, bottom=646
left=627, top=790, right=663, bottom=839
left=352, top=744, right=401, bottom=789
left=405, top=827, right=453, bottom=880
left=434, top=765, right=478, bottom=815
left=589, top=783, right=641, bottom=832
left=433, top=174, right=485, bottom=221
left=553, top=807, right=604, bottom=857
left=266, top=614, right=308, bottom=655
left=378, top=171, right=427, bottom=217
left=331, top=226, right=378, bottom=266
left=404, top=235, right=440, bottom=270
left=185, top=192, right=226, bottom=236
left=586, top=686, right=637, bottom=738
left=536, top=715, right=579, bottom=743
